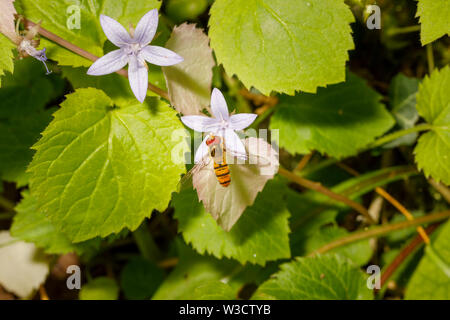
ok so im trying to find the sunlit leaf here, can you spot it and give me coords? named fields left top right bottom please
left=11, top=191, right=101, bottom=255
left=28, top=88, right=188, bottom=242
left=414, top=66, right=450, bottom=185
left=0, top=33, right=15, bottom=87
left=252, top=254, right=373, bottom=300
left=79, top=277, right=119, bottom=300
left=406, top=220, right=450, bottom=299
left=209, top=0, right=354, bottom=95
left=192, top=281, right=236, bottom=300
left=416, top=0, right=450, bottom=45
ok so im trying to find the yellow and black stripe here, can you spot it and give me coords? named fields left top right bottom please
left=214, top=162, right=231, bottom=187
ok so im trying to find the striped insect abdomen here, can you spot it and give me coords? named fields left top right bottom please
left=214, top=161, right=231, bottom=187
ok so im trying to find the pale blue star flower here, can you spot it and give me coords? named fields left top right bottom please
left=181, top=88, right=258, bottom=163
left=87, top=9, right=183, bottom=103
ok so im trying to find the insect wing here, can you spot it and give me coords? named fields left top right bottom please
left=179, top=155, right=212, bottom=187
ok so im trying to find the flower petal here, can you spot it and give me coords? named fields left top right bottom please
left=100, top=15, right=132, bottom=47
left=210, top=88, right=229, bottom=121
left=134, top=9, right=158, bottom=45
left=224, top=130, right=246, bottom=156
left=195, top=137, right=210, bottom=163
left=229, top=113, right=258, bottom=130
left=140, top=46, right=184, bottom=66
left=181, top=115, right=219, bottom=132
left=128, top=56, right=148, bottom=103
left=87, top=49, right=128, bottom=76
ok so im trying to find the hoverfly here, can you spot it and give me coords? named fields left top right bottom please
left=181, top=134, right=232, bottom=188
left=180, top=134, right=271, bottom=188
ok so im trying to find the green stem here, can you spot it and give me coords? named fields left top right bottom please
left=290, top=165, right=417, bottom=231
left=427, top=43, right=434, bottom=73
left=0, top=212, right=14, bottom=220
left=429, top=179, right=450, bottom=204
left=132, top=221, right=161, bottom=263
left=386, top=25, right=421, bottom=36
left=310, top=210, right=450, bottom=255
left=279, top=167, right=376, bottom=224
left=0, top=196, right=15, bottom=212
left=369, top=123, right=433, bottom=148
left=297, top=158, right=338, bottom=177
left=250, top=106, right=277, bottom=129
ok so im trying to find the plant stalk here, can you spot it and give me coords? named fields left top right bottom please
left=132, top=221, right=161, bottom=263
left=0, top=196, right=15, bottom=213
left=310, top=210, right=450, bottom=256
left=278, top=167, right=376, bottom=224
left=369, top=123, right=433, bottom=149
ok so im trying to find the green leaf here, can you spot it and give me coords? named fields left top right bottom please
left=405, top=220, right=450, bottom=299
left=79, top=277, right=119, bottom=300
left=287, top=188, right=340, bottom=257
left=414, top=66, right=450, bottom=185
left=252, top=255, right=373, bottom=300
left=162, top=23, right=215, bottom=115
left=0, top=58, right=64, bottom=118
left=21, top=0, right=161, bottom=67
left=192, top=281, right=236, bottom=300
left=28, top=88, right=188, bottom=242
left=0, top=33, right=15, bottom=87
left=209, top=0, right=354, bottom=95
left=0, top=109, right=53, bottom=185
left=120, top=256, right=164, bottom=300
left=153, top=241, right=239, bottom=300
left=153, top=240, right=274, bottom=300
left=384, top=74, right=420, bottom=148
left=173, top=179, right=291, bottom=265
left=416, top=0, right=450, bottom=45
left=11, top=191, right=101, bottom=255
left=270, top=72, right=394, bottom=158
left=384, top=211, right=425, bottom=245
left=302, top=226, right=372, bottom=267
left=0, top=59, right=64, bottom=185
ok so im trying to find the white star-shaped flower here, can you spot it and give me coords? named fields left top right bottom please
left=181, top=88, right=258, bottom=163
left=87, top=9, right=183, bottom=103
